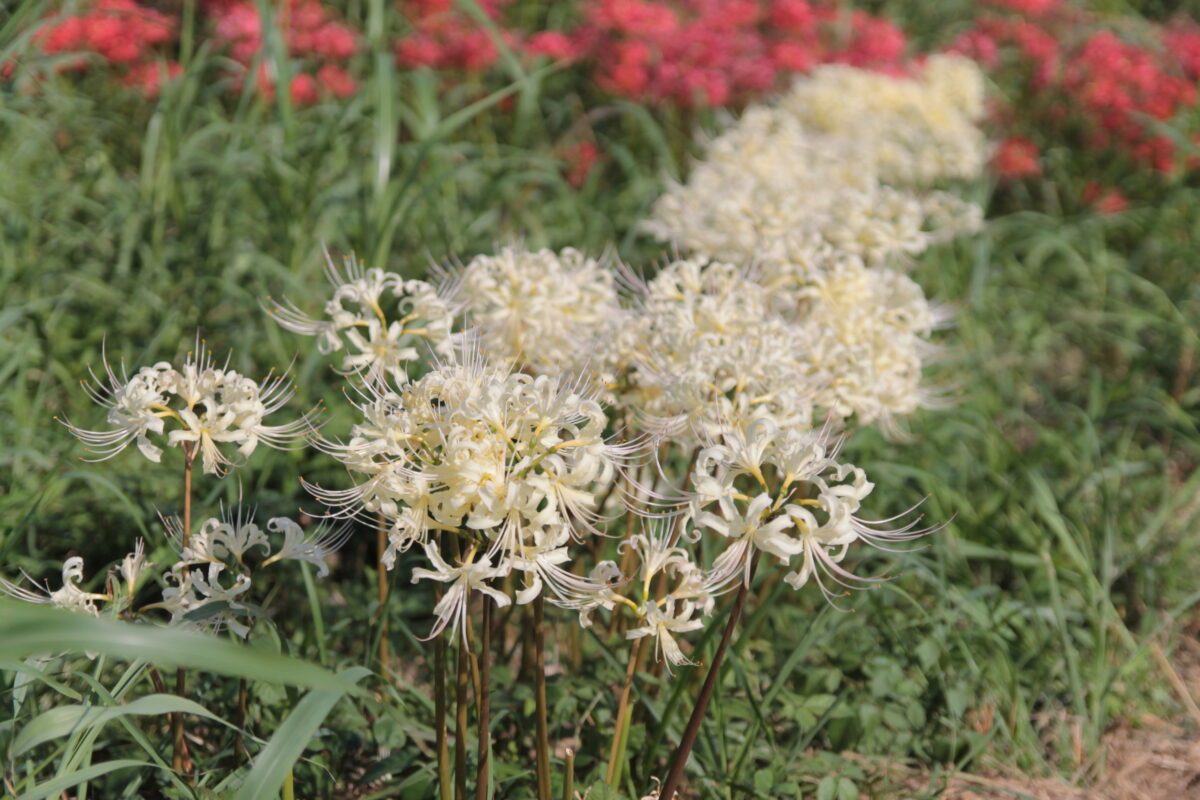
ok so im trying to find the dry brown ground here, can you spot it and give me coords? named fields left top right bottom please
left=894, top=634, right=1200, bottom=800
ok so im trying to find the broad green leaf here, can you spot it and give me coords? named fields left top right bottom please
left=0, top=600, right=360, bottom=693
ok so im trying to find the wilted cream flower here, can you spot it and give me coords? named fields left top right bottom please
left=152, top=509, right=348, bottom=636
left=0, top=557, right=111, bottom=615
left=64, top=342, right=316, bottom=476
left=266, top=251, right=455, bottom=384
left=118, top=539, right=153, bottom=603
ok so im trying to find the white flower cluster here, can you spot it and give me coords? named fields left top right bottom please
left=310, top=354, right=636, bottom=642
left=618, top=258, right=817, bottom=440
left=780, top=56, right=987, bottom=186
left=645, top=56, right=985, bottom=270
left=444, top=245, right=623, bottom=384
left=0, top=511, right=346, bottom=639
left=266, top=252, right=456, bottom=384
left=64, top=343, right=315, bottom=475
left=151, top=511, right=350, bottom=638
left=241, top=61, right=981, bottom=671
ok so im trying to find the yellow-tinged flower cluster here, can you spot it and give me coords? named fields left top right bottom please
left=310, top=354, right=637, bottom=641
left=446, top=245, right=623, bottom=383
left=266, top=252, right=455, bottom=384
left=780, top=55, right=987, bottom=186
left=63, top=342, right=317, bottom=476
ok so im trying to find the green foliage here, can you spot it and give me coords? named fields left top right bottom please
left=2, top=0, right=1199, bottom=797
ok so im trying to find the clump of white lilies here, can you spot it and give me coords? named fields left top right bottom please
left=3, top=57, right=986, bottom=800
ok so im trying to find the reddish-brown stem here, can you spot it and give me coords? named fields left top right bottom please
left=172, top=442, right=196, bottom=776
left=376, top=513, right=390, bottom=670
left=533, top=596, right=551, bottom=800
left=659, top=555, right=759, bottom=800
left=435, top=582, right=452, bottom=800
left=455, top=629, right=470, bottom=800
left=474, top=598, right=492, bottom=800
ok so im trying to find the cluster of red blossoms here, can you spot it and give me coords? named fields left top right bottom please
left=205, top=0, right=359, bottom=105
left=951, top=0, right=1200, bottom=191
left=391, top=0, right=909, bottom=108
left=23, top=0, right=359, bottom=104
left=19, top=0, right=1200, bottom=204
left=31, top=0, right=178, bottom=96
left=19, top=0, right=915, bottom=109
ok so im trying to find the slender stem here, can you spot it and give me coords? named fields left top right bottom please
left=474, top=598, right=492, bottom=800
left=561, top=748, right=575, bottom=800
left=658, top=556, right=759, bottom=800
left=605, top=636, right=643, bottom=786
left=455, top=625, right=470, bottom=800
left=533, top=595, right=552, bottom=800
left=282, top=769, right=295, bottom=800
left=376, top=513, right=390, bottom=670
left=433, top=581, right=452, bottom=800
left=235, top=677, right=249, bottom=764
left=172, top=442, right=196, bottom=776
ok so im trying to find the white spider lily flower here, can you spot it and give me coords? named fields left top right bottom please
left=689, top=423, right=931, bottom=604
left=62, top=357, right=173, bottom=462
left=626, top=598, right=704, bottom=673
left=309, top=352, right=643, bottom=609
left=149, top=561, right=255, bottom=637
left=64, top=341, right=317, bottom=476
left=411, top=544, right=510, bottom=645
left=266, top=251, right=455, bottom=384
left=167, top=514, right=270, bottom=566
left=261, top=518, right=352, bottom=578
left=618, top=258, right=819, bottom=444
left=699, top=493, right=799, bottom=592
left=440, top=245, right=623, bottom=390
left=0, top=557, right=110, bottom=615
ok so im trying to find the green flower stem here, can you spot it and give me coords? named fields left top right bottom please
left=605, top=635, right=643, bottom=786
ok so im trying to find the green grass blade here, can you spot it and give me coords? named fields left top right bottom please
left=16, top=759, right=158, bottom=800
left=14, top=693, right=225, bottom=757
left=234, top=666, right=372, bottom=800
